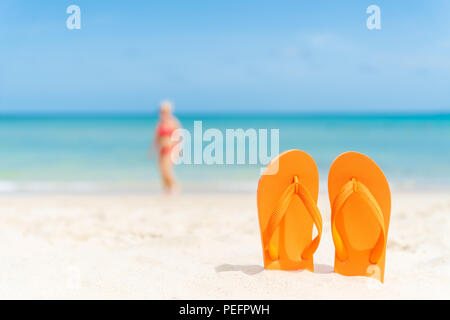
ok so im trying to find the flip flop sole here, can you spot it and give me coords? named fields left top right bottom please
left=257, top=149, right=319, bottom=271
left=328, top=151, right=391, bottom=282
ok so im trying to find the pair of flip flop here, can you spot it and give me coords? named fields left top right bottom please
left=257, top=150, right=391, bottom=282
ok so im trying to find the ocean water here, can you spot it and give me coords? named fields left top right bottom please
left=0, top=113, right=449, bottom=193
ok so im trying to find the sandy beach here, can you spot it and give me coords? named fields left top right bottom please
left=0, top=191, right=449, bottom=299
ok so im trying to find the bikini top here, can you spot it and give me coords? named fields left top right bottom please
left=157, top=124, right=176, bottom=137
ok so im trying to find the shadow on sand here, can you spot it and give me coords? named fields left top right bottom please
left=314, top=263, right=334, bottom=274
left=215, top=263, right=333, bottom=275
left=215, top=264, right=264, bottom=275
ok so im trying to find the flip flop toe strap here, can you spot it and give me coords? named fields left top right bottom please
left=264, top=176, right=322, bottom=262
left=331, top=178, right=386, bottom=264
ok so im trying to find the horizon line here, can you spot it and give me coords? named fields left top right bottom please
left=0, top=110, right=449, bottom=118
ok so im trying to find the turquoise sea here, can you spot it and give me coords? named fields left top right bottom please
left=0, top=113, right=449, bottom=193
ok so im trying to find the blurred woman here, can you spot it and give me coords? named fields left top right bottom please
left=153, top=101, right=181, bottom=193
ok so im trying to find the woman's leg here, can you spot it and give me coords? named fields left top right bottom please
left=159, top=154, right=177, bottom=192
left=158, top=155, right=169, bottom=190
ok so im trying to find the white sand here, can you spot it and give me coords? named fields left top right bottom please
left=0, top=191, right=449, bottom=299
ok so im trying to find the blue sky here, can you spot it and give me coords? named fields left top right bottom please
left=1, top=0, right=450, bottom=113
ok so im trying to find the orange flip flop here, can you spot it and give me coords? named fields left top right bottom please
left=257, top=150, right=323, bottom=272
left=328, top=152, right=391, bottom=282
